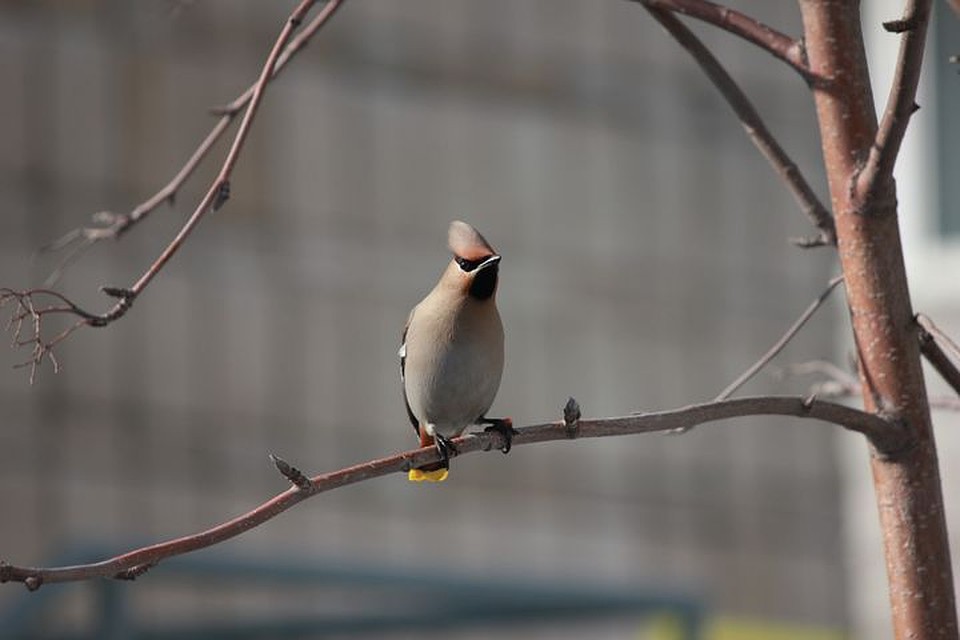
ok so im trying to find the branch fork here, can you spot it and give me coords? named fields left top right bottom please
left=641, top=5, right=836, bottom=246
left=4, top=0, right=347, bottom=383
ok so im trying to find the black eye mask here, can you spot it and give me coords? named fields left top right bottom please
left=455, top=256, right=485, bottom=272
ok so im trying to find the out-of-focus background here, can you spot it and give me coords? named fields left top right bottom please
left=0, top=2, right=957, bottom=638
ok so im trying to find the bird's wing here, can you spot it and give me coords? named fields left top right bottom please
left=399, top=308, right=420, bottom=435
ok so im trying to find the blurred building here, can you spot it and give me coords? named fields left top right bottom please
left=0, top=1, right=952, bottom=638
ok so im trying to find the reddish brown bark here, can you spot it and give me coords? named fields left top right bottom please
left=0, top=396, right=892, bottom=589
left=798, top=1, right=957, bottom=637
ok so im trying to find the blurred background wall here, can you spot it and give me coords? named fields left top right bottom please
left=0, top=1, right=955, bottom=638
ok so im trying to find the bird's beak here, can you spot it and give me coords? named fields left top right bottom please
left=477, top=255, right=501, bottom=271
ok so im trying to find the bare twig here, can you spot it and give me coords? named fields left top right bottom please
left=917, top=314, right=960, bottom=363
left=3, top=1, right=345, bottom=381
left=917, top=314, right=960, bottom=398
left=777, top=360, right=960, bottom=412
left=0, top=288, right=126, bottom=384
left=855, top=0, right=933, bottom=203
left=715, top=275, right=844, bottom=401
left=642, top=7, right=836, bottom=246
left=0, top=395, right=902, bottom=590
left=632, top=0, right=813, bottom=78
left=131, top=0, right=344, bottom=295
left=777, top=359, right=859, bottom=386
left=40, top=0, right=346, bottom=286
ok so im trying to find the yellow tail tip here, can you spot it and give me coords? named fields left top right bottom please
left=408, top=468, right=449, bottom=483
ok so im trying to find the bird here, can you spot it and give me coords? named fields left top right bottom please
left=400, top=220, right=514, bottom=482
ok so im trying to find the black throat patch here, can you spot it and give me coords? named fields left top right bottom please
left=469, top=263, right=498, bottom=300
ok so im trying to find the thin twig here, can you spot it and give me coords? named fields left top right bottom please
left=917, top=314, right=960, bottom=398
left=917, top=313, right=960, bottom=363
left=715, top=275, right=844, bottom=401
left=855, top=0, right=933, bottom=203
left=40, top=0, right=346, bottom=285
left=3, top=0, right=346, bottom=382
left=131, top=0, right=340, bottom=294
left=776, top=359, right=859, bottom=387
left=0, top=395, right=902, bottom=590
left=633, top=0, right=813, bottom=78
left=642, top=7, right=836, bottom=246
left=1, top=288, right=120, bottom=384
left=777, top=360, right=960, bottom=412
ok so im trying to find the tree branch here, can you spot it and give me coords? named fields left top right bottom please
left=0, top=288, right=131, bottom=384
left=855, top=0, right=933, bottom=203
left=917, top=314, right=960, bottom=398
left=2, top=0, right=345, bottom=381
left=715, top=275, right=843, bottom=401
left=40, top=0, right=346, bottom=286
left=642, top=7, right=836, bottom=246
left=799, top=1, right=957, bottom=635
left=778, top=360, right=960, bottom=412
left=131, top=0, right=339, bottom=295
left=633, top=0, right=813, bottom=78
left=0, top=395, right=903, bottom=590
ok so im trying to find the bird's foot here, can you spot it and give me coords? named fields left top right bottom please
left=408, top=434, right=456, bottom=483
left=434, top=434, right=458, bottom=468
left=482, top=417, right=516, bottom=454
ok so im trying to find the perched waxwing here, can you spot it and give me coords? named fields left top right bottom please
left=400, top=221, right=513, bottom=482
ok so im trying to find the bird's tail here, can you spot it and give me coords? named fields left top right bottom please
left=408, top=430, right=449, bottom=483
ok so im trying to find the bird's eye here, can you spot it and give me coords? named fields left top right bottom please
left=455, top=256, right=482, bottom=272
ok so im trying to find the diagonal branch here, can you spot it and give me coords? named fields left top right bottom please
left=917, top=313, right=960, bottom=398
left=715, top=275, right=844, bottom=400
left=130, top=13, right=296, bottom=291
left=2, top=0, right=346, bottom=382
left=131, top=0, right=343, bottom=294
left=780, top=360, right=960, bottom=412
left=642, top=7, right=836, bottom=246
left=40, top=0, right=346, bottom=285
left=0, top=395, right=902, bottom=590
left=855, top=0, right=933, bottom=203
left=633, top=0, right=813, bottom=78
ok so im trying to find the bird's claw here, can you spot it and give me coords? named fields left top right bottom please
left=434, top=434, right=458, bottom=468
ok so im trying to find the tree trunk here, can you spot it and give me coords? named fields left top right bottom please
left=798, top=1, right=957, bottom=637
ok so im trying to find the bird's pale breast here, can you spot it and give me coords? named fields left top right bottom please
left=404, top=297, right=503, bottom=438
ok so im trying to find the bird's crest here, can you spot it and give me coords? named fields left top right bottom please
left=448, top=220, right=495, bottom=261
